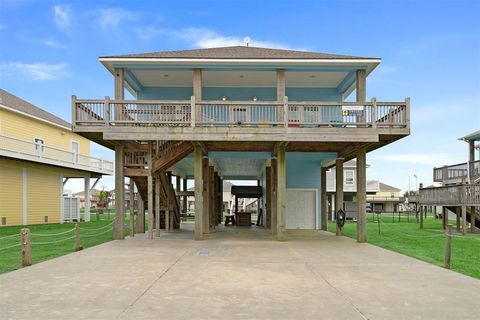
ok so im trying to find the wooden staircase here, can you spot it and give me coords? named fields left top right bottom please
left=125, top=140, right=193, bottom=229
left=446, top=206, right=480, bottom=229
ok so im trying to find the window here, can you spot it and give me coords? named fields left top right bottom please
left=71, top=141, right=79, bottom=164
left=345, top=170, right=354, bottom=185
left=33, top=138, right=45, bottom=153
left=391, top=192, right=395, bottom=198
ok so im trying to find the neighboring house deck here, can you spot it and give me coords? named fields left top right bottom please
left=0, top=89, right=112, bottom=226
left=419, top=130, right=479, bottom=233
left=71, top=46, right=410, bottom=241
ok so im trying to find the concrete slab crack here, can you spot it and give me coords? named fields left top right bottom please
left=119, top=249, right=189, bottom=316
left=305, top=263, right=370, bottom=320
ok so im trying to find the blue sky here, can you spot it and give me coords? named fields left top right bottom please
left=1, top=0, right=479, bottom=193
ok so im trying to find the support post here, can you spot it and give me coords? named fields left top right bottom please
left=444, top=224, right=452, bottom=269
left=21, top=228, right=32, bottom=267
left=129, top=178, right=135, bottom=237
left=456, top=207, right=461, bottom=232
left=202, top=156, right=210, bottom=234
left=266, top=166, right=272, bottom=229
left=84, top=177, right=90, bottom=222
left=136, top=191, right=145, bottom=233
left=356, top=149, right=367, bottom=242
left=335, top=158, right=344, bottom=236
left=471, top=207, right=477, bottom=234
left=461, top=205, right=467, bottom=236
left=356, top=69, right=366, bottom=125
left=155, top=176, right=161, bottom=237
left=147, top=151, right=154, bottom=240
left=183, top=178, right=188, bottom=215
left=271, top=157, right=278, bottom=234
left=114, top=68, right=124, bottom=121
left=74, top=223, right=81, bottom=251
left=194, top=145, right=204, bottom=240
left=442, top=206, right=447, bottom=230
left=276, top=144, right=287, bottom=241
left=420, top=205, right=424, bottom=229
left=114, top=145, right=125, bottom=240
left=193, top=69, right=202, bottom=126
left=321, top=167, right=327, bottom=231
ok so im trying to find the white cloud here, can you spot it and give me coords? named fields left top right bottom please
left=40, top=38, right=67, bottom=49
left=97, top=8, right=137, bottom=31
left=136, top=27, right=306, bottom=50
left=0, top=62, right=68, bottom=80
left=369, top=153, right=461, bottom=167
left=54, top=5, right=70, bottom=29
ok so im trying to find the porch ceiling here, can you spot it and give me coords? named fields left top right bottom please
left=129, top=70, right=349, bottom=89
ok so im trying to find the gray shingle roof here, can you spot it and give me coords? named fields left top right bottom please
left=100, top=46, right=378, bottom=60
left=379, top=182, right=401, bottom=192
left=0, top=88, right=71, bottom=129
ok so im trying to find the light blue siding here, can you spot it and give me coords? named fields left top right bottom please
left=286, top=152, right=336, bottom=229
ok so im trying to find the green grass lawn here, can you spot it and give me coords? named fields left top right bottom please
left=328, top=214, right=480, bottom=279
left=0, top=212, right=132, bottom=274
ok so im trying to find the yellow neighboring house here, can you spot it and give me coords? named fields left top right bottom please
left=0, top=89, right=113, bottom=226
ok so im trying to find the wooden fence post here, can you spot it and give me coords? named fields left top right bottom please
left=21, top=228, right=32, bottom=267
left=74, top=223, right=82, bottom=251
left=444, top=224, right=452, bottom=269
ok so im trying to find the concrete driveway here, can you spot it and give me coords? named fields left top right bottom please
left=1, top=225, right=479, bottom=320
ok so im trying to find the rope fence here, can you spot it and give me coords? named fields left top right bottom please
left=0, top=219, right=115, bottom=268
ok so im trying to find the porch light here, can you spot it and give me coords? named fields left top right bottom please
left=221, top=96, right=228, bottom=101
left=252, top=96, right=258, bottom=102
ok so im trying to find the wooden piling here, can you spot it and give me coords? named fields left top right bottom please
left=21, top=228, right=32, bottom=267
left=74, top=223, right=82, bottom=251
left=444, top=225, right=452, bottom=269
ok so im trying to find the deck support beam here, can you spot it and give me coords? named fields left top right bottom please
left=356, top=148, right=367, bottom=243
left=456, top=207, right=461, bottom=232
left=461, top=205, right=467, bottom=235
left=194, top=145, right=204, bottom=240
left=321, top=167, right=328, bottom=231
left=155, top=176, right=161, bottom=237
left=335, top=158, right=344, bottom=236
left=276, top=144, right=287, bottom=241
left=147, top=144, right=154, bottom=240
left=271, top=157, right=278, bottom=234
left=183, top=178, right=188, bottom=214
left=136, top=191, right=145, bottom=233
left=114, top=145, right=125, bottom=240
left=129, top=178, right=135, bottom=237
left=202, top=157, right=210, bottom=234
left=471, top=207, right=477, bottom=234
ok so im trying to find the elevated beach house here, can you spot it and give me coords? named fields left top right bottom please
left=71, top=46, right=410, bottom=241
left=0, top=89, right=113, bottom=226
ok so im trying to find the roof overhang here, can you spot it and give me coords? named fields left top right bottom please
left=99, top=57, right=381, bottom=98
left=458, top=130, right=480, bottom=142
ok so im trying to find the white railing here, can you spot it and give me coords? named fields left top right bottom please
left=0, top=134, right=113, bottom=174
left=73, top=96, right=409, bottom=129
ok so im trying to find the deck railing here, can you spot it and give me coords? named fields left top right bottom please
left=433, top=160, right=480, bottom=182
left=73, top=96, right=410, bottom=129
left=419, top=184, right=480, bottom=206
left=0, top=134, right=113, bottom=174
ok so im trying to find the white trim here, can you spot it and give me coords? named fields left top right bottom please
left=60, top=173, right=64, bottom=224
left=0, top=104, right=72, bottom=131
left=22, top=168, right=27, bottom=225
left=286, top=188, right=318, bottom=230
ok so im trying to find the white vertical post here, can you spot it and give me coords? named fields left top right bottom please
left=84, top=177, right=90, bottom=222
left=22, top=168, right=27, bottom=225
left=60, top=173, right=64, bottom=224
left=371, top=97, right=377, bottom=128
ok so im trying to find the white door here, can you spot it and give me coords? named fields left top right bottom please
left=286, top=189, right=316, bottom=229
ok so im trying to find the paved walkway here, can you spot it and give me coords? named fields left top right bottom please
left=1, top=225, right=479, bottom=319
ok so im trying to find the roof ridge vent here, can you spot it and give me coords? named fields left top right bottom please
left=243, top=36, right=251, bottom=47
